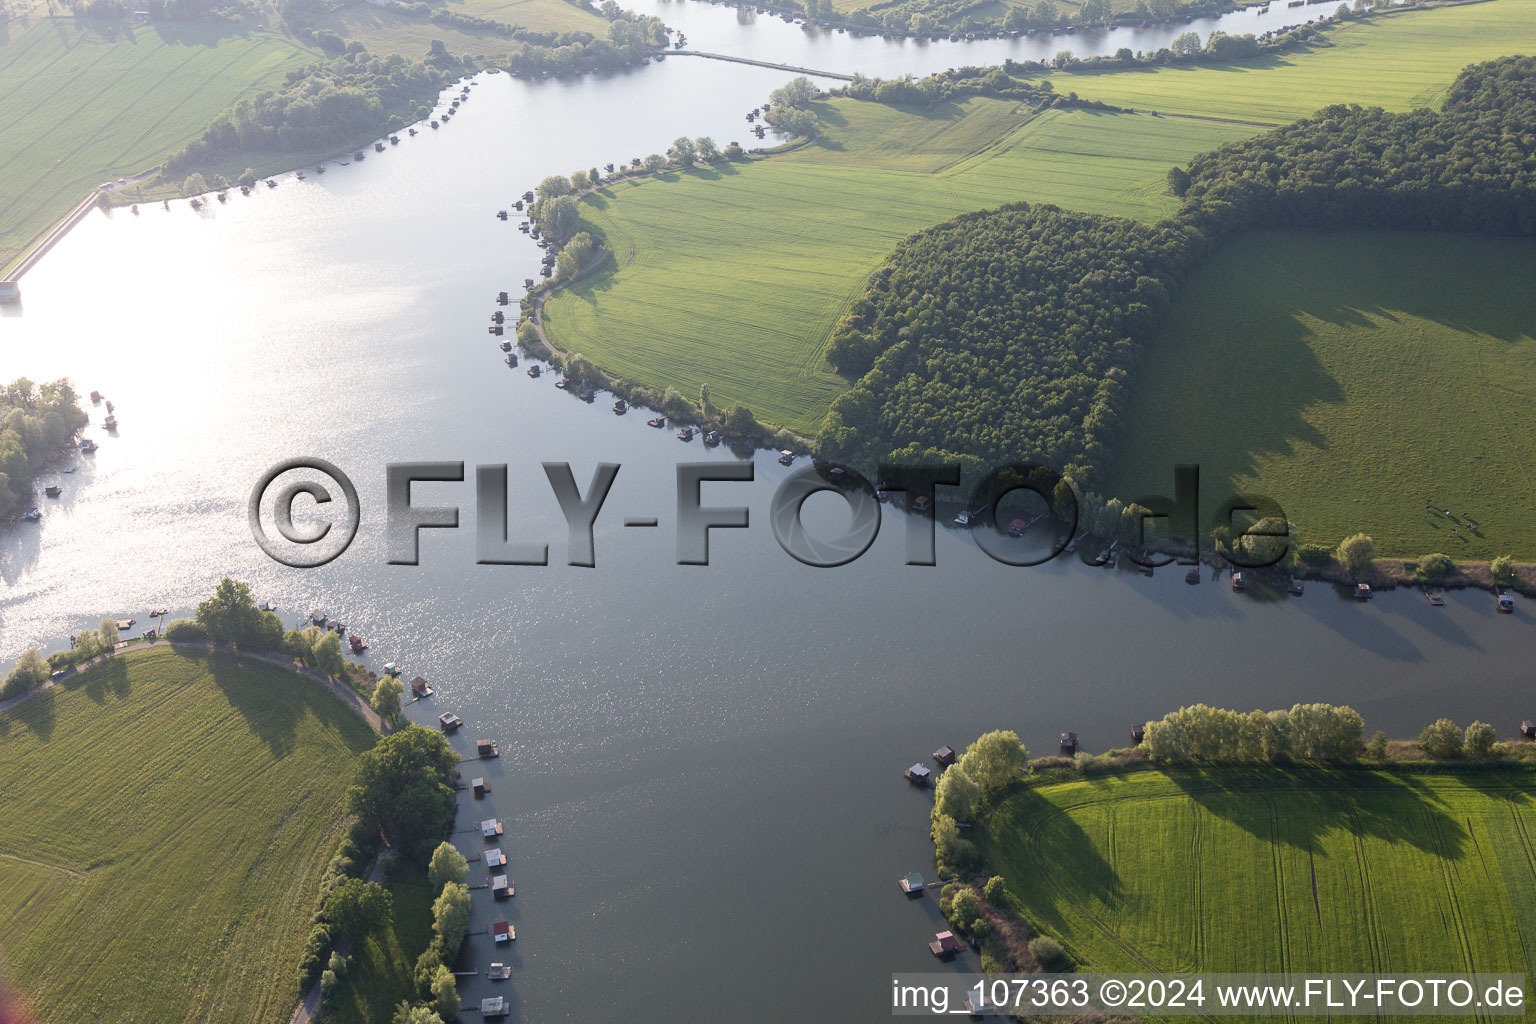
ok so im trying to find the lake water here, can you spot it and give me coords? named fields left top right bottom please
left=1, top=5, right=1531, bottom=1020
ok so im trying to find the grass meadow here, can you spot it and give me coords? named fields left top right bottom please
left=543, top=103, right=1252, bottom=434
left=986, top=768, right=1536, bottom=989
left=0, top=645, right=375, bottom=1024
left=1107, top=229, right=1536, bottom=559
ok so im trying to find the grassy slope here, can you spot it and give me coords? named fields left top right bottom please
left=1040, top=1, right=1536, bottom=123
left=0, top=645, right=376, bottom=1024
left=542, top=0, right=1536, bottom=436
left=1109, top=229, right=1536, bottom=559
left=324, top=0, right=605, bottom=60
left=986, top=768, right=1536, bottom=985
left=544, top=103, right=1252, bottom=434
left=0, top=17, right=316, bottom=272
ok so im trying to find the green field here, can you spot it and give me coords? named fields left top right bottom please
left=0, top=18, right=316, bottom=272
left=985, top=768, right=1536, bottom=985
left=1107, top=229, right=1536, bottom=559
left=541, top=0, right=1536, bottom=436
left=543, top=102, right=1253, bottom=434
left=1042, top=1, right=1536, bottom=123
left=0, top=646, right=375, bottom=1024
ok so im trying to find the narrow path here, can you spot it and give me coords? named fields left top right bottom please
left=528, top=246, right=611, bottom=361
left=0, top=638, right=389, bottom=734
left=1125, top=107, right=1282, bottom=128
left=669, top=49, right=855, bottom=81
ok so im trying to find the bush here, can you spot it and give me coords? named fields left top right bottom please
left=427, top=842, right=469, bottom=892
left=431, top=882, right=472, bottom=962
left=1419, top=718, right=1463, bottom=759
left=164, top=618, right=207, bottom=642
left=2, top=647, right=49, bottom=699
left=1414, top=552, right=1455, bottom=583
left=949, top=887, right=982, bottom=931
left=1297, top=543, right=1333, bottom=567
left=1336, top=533, right=1375, bottom=576
left=430, top=964, right=458, bottom=1019
left=1166, top=165, right=1191, bottom=196
left=393, top=1004, right=445, bottom=1024
left=296, top=922, right=334, bottom=989
left=933, top=763, right=981, bottom=822
left=413, top=945, right=443, bottom=996
left=1465, top=720, right=1497, bottom=758
left=1028, top=935, right=1069, bottom=969
left=932, top=814, right=980, bottom=877
left=1492, top=554, right=1514, bottom=583
left=1366, top=730, right=1388, bottom=761
left=957, top=729, right=1029, bottom=797
left=377, top=849, right=402, bottom=880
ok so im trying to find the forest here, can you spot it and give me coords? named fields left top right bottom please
left=817, top=55, right=1536, bottom=491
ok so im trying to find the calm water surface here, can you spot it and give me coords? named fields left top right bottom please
left=0, top=11, right=1530, bottom=1021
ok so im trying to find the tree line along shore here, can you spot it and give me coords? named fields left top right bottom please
left=921, top=708, right=1536, bottom=981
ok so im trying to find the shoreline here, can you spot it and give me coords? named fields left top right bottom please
left=0, top=638, right=389, bottom=734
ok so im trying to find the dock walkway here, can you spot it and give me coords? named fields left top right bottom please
left=669, top=49, right=854, bottom=81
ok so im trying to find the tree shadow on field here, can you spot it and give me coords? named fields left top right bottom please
left=1109, top=229, right=1536, bottom=588
left=62, top=655, right=132, bottom=706
left=217, top=651, right=375, bottom=757
left=1050, top=50, right=1301, bottom=82
left=208, top=653, right=307, bottom=758
left=1107, top=237, right=1340, bottom=500
left=1293, top=231, right=1536, bottom=344
left=0, top=686, right=55, bottom=742
left=809, top=100, right=847, bottom=128
left=989, top=788, right=1122, bottom=936
left=1166, top=766, right=1477, bottom=860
